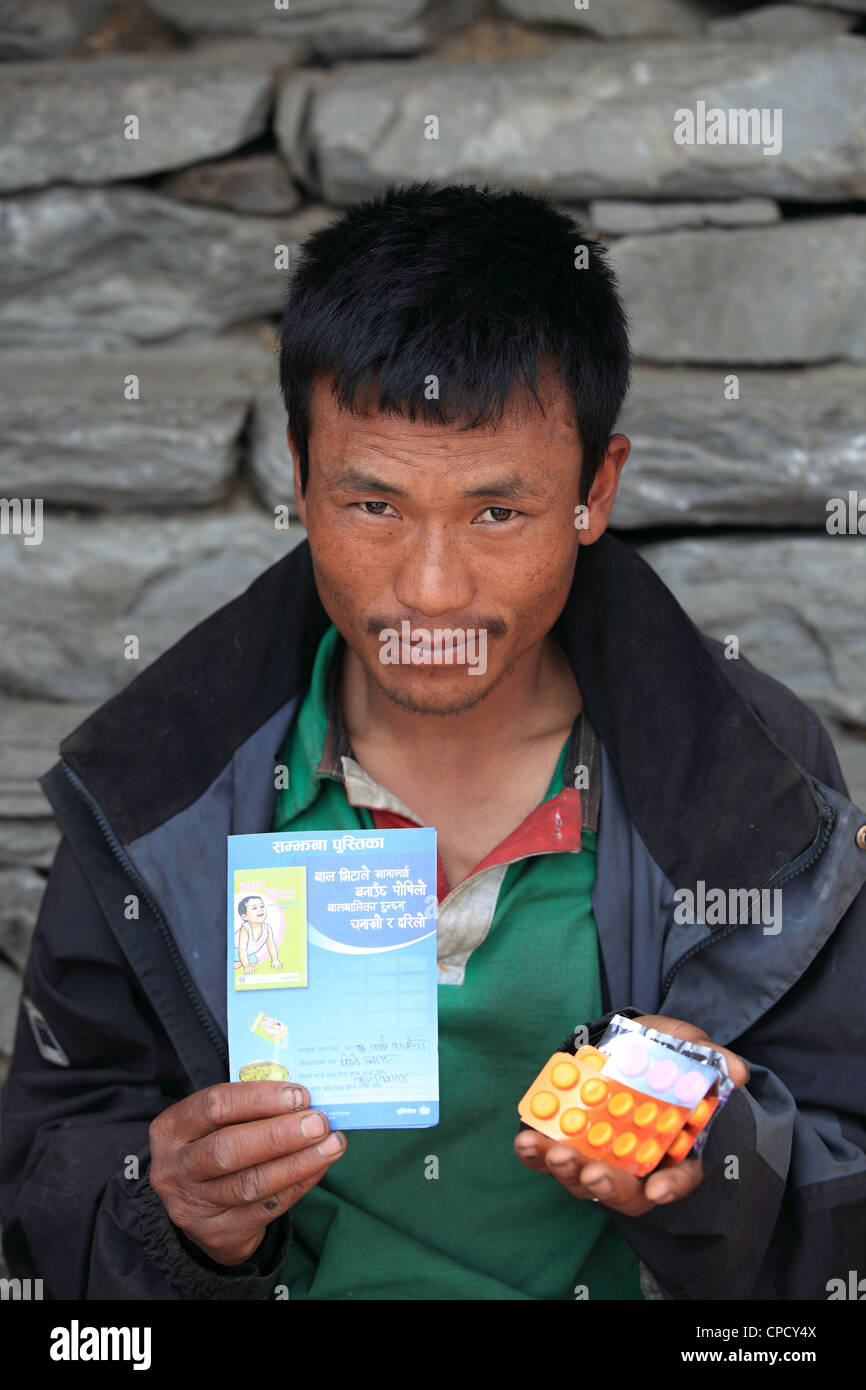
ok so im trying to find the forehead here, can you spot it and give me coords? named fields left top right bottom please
left=307, top=361, right=578, bottom=455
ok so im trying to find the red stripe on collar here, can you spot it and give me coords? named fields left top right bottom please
left=368, top=786, right=583, bottom=901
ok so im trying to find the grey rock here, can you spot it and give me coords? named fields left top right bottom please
left=0, top=397, right=247, bottom=510
left=250, top=390, right=297, bottom=513
left=636, top=535, right=866, bottom=725
left=0, top=188, right=334, bottom=348
left=609, top=217, right=866, bottom=364
left=0, top=821, right=61, bottom=871
left=306, top=39, right=866, bottom=203
left=274, top=69, right=331, bottom=188
left=0, top=508, right=308, bottom=701
left=553, top=202, right=591, bottom=225
left=791, top=0, right=866, bottom=11
left=708, top=3, right=858, bottom=38
left=822, top=719, right=866, bottom=813
left=588, top=197, right=780, bottom=236
left=161, top=154, right=301, bottom=216
left=0, top=41, right=305, bottom=194
left=0, top=868, right=46, bottom=972
left=0, top=0, right=111, bottom=59
left=149, top=0, right=479, bottom=57
left=0, top=329, right=278, bottom=507
left=0, top=327, right=277, bottom=398
left=498, top=0, right=704, bottom=37
left=0, top=695, right=97, bottom=818
left=0, top=960, right=22, bottom=1055
left=613, top=365, right=866, bottom=527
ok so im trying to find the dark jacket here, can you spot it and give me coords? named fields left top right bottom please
left=2, top=532, right=865, bottom=1300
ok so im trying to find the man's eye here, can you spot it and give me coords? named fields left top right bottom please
left=358, top=501, right=398, bottom=516
left=476, top=506, right=518, bottom=523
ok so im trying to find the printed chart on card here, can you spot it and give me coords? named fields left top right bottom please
left=226, top=827, right=439, bottom=1129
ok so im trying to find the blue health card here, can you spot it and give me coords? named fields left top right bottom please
left=226, top=827, right=439, bottom=1129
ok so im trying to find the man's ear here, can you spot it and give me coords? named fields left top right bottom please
left=578, top=434, right=630, bottom=546
left=287, top=427, right=306, bottom=525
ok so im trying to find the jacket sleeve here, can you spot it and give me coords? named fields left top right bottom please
left=0, top=836, right=293, bottom=1300
left=600, top=1008, right=866, bottom=1300
left=601, top=706, right=866, bottom=1300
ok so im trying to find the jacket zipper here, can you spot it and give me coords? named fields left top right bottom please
left=61, top=760, right=229, bottom=1067
left=660, top=796, right=836, bottom=1000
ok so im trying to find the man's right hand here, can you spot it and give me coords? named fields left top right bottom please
left=149, top=1082, right=345, bottom=1267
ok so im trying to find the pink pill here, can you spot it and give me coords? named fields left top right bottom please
left=674, top=1069, right=707, bottom=1104
left=647, top=1059, right=679, bottom=1092
left=616, top=1041, right=649, bottom=1077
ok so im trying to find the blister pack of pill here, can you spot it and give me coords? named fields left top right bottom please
left=517, top=1014, right=734, bottom=1176
left=596, top=1014, right=735, bottom=1159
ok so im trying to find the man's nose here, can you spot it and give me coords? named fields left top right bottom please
left=393, top=529, right=474, bottom=617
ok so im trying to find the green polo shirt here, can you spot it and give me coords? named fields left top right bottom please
left=271, top=624, right=643, bottom=1300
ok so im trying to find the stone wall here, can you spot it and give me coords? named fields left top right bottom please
left=1, top=0, right=865, bottom=1096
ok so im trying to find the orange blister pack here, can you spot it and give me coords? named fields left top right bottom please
left=517, top=1045, right=719, bottom=1177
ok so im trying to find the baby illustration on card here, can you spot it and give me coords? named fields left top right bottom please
left=232, top=867, right=308, bottom=990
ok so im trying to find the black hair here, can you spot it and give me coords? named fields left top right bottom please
left=278, top=181, right=631, bottom=507
left=238, top=895, right=265, bottom=919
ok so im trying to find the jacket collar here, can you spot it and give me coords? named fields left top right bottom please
left=59, top=532, right=822, bottom=901
left=554, top=533, right=822, bottom=895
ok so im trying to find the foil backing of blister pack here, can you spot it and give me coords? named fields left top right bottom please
left=597, top=1013, right=735, bottom=1156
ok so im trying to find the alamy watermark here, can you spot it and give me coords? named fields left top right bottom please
left=49, top=1321, right=151, bottom=1370
left=827, top=1270, right=866, bottom=1299
left=674, top=880, right=782, bottom=935
left=826, top=491, right=866, bottom=535
left=0, top=497, right=43, bottom=545
left=379, top=622, right=487, bottom=675
left=1, top=1276, right=43, bottom=1300
left=673, top=101, right=782, bottom=156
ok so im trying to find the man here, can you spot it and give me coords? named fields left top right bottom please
left=1, top=182, right=864, bottom=1300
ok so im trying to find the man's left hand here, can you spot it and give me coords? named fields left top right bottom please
left=513, top=1015, right=749, bottom=1216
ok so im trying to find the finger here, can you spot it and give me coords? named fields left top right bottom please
left=560, top=1156, right=654, bottom=1215
left=517, top=1133, right=654, bottom=1211
left=516, top=1132, right=700, bottom=1218
left=525, top=1142, right=650, bottom=1216
left=514, top=1129, right=557, bottom=1171
left=515, top=1134, right=616, bottom=1198
left=714, top=1046, right=749, bottom=1089
left=182, top=1159, right=338, bottom=1265
left=180, top=1106, right=333, bottom=1184
left=157, top=1081, right=311, bottom=1146
left=201, top=1128, right=347, bottom=1214
left=633, top=1015, right=705, bottom=1041
left=643, top=1155, right=703, bottom=1204
left=182, top=1138, right=349, bottom=1261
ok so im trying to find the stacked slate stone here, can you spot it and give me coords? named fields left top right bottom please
left=0, top=0, right=864, bottom=1089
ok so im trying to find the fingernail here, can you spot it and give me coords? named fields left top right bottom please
left=520, top=1145, right=538, bottom=1160
left=282, top=1086, right=306, bottom=1110
left=589, top=1178, right=614, bottom=1197
left=301, top=1111, right=327, bottom=1138
left=317, top=1131, right=344, bottom=1157
left=653, top=1189, right=675, bottom=1203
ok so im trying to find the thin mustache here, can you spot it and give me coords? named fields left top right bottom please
left=367, top=621, right=504, bottom=635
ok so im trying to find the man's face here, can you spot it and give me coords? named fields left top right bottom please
left=290, top=369, right=628, bottom=716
